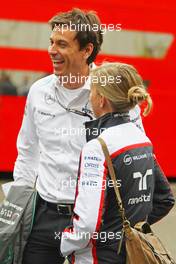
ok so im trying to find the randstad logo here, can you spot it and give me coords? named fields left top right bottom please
left=123, top=154, right=132, bottom=165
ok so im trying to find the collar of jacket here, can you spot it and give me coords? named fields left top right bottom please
left=85, top=112, right=130, bottom=142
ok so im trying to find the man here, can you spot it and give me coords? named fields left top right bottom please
left=13, top=8, right=103, bottom=264
left=13, top=8, right=144, bottom=264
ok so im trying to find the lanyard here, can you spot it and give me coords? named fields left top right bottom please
left=54, top=87, right=93, bottom=120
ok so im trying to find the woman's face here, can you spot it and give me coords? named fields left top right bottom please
left=90, top=84, right=103, bottom=118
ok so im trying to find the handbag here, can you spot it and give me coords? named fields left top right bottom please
left=98, top=137, right=176, bottom=264
left=0, top=183, right=37, bottom=264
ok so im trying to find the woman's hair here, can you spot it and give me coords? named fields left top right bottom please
left=90, top=62, right=152, bottom=116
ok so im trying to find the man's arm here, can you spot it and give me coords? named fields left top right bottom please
left=13, top=88, right=39, bottom=187
left=61, top=140, right=106, bottom=256
left=147, top=157, right=175, bottom=225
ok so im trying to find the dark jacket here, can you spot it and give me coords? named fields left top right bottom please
left=61, top=112, right=175, bottom=263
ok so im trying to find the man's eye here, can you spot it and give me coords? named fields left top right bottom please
left=60, top=44, right=67, bottom=48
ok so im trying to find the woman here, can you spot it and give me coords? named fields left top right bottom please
left=61, top=63, right=175, bottom=263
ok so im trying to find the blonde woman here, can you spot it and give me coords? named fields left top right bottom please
left=61, top=63, right=175, bottom=263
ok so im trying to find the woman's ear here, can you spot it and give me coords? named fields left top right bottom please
left=99, top=95, right=106, bottom=108
left=100, top=96, right=114, bottom=112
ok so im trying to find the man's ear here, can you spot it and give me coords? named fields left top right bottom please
left=84, top=43, right=94, bottom=59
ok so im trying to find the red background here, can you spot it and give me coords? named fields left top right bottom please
left=0, top=0, right=176, bottom=176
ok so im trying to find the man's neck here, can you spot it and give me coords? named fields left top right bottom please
left=58, top=65, right=90, bottom=89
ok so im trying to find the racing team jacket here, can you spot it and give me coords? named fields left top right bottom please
left=13, top=73, right=144, bottom=204
left=61, top=113, right=175, bottom=259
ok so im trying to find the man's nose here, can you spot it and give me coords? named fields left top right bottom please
left=48, top=45, right=58, bottom=55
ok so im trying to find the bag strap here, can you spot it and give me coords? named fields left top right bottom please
left=97, top=137, right=128, bottom=224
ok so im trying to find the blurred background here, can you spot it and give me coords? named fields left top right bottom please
left=0, top=0, right=176, bottom=176
left=0, top=0, right=175, bottom=259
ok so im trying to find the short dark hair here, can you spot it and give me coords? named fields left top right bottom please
left=49, top=8, right=103, bottom=65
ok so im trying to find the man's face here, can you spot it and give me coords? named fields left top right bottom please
left=48, top=28, right=87, bottom=77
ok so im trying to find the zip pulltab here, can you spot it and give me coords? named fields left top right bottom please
left=117, top=228, right=124, bottom=254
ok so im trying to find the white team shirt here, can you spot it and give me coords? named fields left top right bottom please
left=13, top=73, right=144, bottom=203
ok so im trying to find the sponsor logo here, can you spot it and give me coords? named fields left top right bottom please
left=84, top=163, right=99, bottom=169
left=84, top=156, right=101, bottom=162
left=133, top=153, right=148, bottom=161
left=0, top=218, right=15, bottom=225
left=1, top=201, right=23, bottom=212
left=128, top=193, right=151, bottom=205
left=0, top=208, right=13, bottom=218
left=83, top=172, right=100, bottom=178
left=133, top=169, right=153, bottom=191
left=123, top=154, right=132, bottom=165
left=81, top=180, right=98, bottom=187
left=37, top=110, right=55, bottom=118
left=123, top=152, right=153, bottom=165
left=44, top=93, right=56, bottom=105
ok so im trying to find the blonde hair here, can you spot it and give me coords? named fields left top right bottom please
left=90, top=62, right=152, bottom=116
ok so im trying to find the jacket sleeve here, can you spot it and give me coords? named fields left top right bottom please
left=147, top=157, right=175, bottom=225
left=61, top=139, right=106, bottom=256
left=13, top=87, right=40, bottom=187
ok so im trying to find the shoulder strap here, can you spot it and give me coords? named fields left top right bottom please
left=97, top=137, right=127, bottom=224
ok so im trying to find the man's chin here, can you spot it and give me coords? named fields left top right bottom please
left=53, top=71, right=61, bottom=77
left=53, top=64, right=66, bottom=76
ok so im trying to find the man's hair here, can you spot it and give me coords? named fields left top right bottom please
left=49, top=8, right=103, bottom=65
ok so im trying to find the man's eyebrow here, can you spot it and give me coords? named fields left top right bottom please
left=49, top=38, right=68, bottom=44
left=58, top=40, right=68, bottom=44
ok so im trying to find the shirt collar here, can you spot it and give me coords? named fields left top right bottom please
left=54, top=63, right=96, bottom=92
